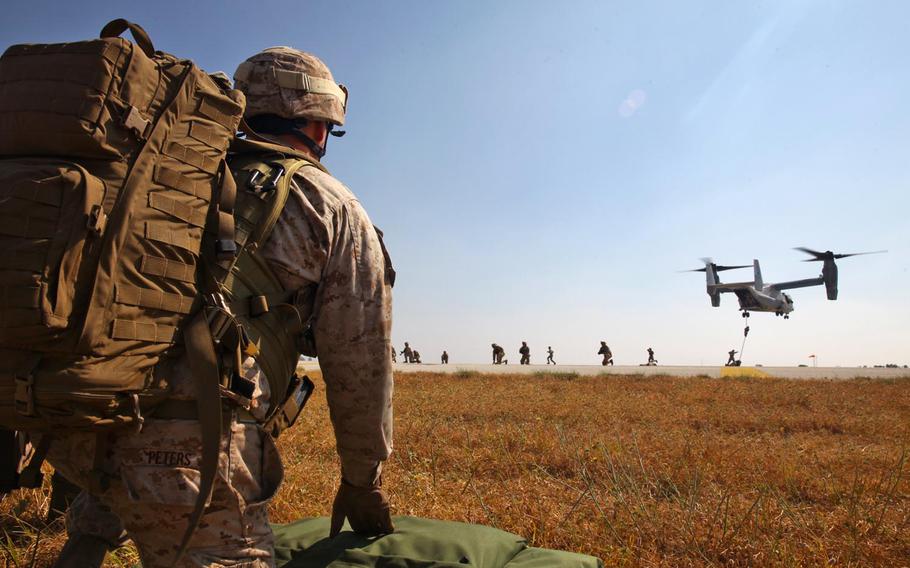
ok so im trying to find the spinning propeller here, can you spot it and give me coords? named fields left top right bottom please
left=794, top=247, right=887, bottom=262
left=679, top=258, right=750, bottom=273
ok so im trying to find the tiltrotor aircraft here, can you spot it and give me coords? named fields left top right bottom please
left=685, top=248, right=885, bottom=318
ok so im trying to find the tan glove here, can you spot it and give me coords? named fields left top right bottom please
left=329, top=478, right=394, bottom=538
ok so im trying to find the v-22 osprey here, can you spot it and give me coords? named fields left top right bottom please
left=685, top=248, right=885, bottom=318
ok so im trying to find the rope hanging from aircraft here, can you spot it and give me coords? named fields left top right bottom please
left=738, top=314, right=751, bottom=365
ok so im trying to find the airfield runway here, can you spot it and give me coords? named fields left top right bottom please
left=298, top=361, right=908, bottom=380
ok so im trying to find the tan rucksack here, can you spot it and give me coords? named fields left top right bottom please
left=0, top=19, right=246, bottom=560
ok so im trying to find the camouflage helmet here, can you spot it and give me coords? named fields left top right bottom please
left=233, top=47, right=347, bottom=126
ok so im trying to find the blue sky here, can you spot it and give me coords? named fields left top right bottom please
left=3, top=1, right=907, bottom=366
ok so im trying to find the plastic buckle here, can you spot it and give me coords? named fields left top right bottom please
left=216, top=239, right=238, bottom=261
left=265, top=374, right=314, bottom=437
left=122, top=105, right=151, bottom=140
left=205, top=293, right=233, bottom=342
left=87, top=205, right=107, bottom=236
left=229, top=373, right=256, bottom=400
left=13, top=374, right=35, bottom=417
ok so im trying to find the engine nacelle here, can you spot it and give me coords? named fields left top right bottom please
left=710, top=291, right=721, bottom=307
left=823, top=259, right=838, bottom=300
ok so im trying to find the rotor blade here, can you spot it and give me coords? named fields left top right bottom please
left=796, top=247, right=888, bottom=261
left=833, top=250, right=888, bottom=259
left=682, top=258, right=749, bottom=272
left=794, top=246, right=825, bottom=258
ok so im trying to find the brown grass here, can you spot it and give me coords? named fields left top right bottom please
left=2, top=372, right=908, bottom=566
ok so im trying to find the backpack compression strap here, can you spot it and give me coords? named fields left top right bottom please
left=171, top=163, right=238, bottom=566
left=173, top=310, right=223, bottom=565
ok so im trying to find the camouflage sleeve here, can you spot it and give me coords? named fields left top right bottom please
left=260, top=170, right=393, bottom=488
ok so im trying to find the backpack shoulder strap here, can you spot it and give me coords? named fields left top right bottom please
left=251, top=157, right=316, bottom=247
left=228, top=148, right=320, bottom=249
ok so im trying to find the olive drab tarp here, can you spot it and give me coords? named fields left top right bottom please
left=273, top=516, right=604, bottom=568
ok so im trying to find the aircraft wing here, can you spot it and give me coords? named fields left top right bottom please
left=708, top=281, right=754, bottom=293
left=772, top=277, right=824, bottom=291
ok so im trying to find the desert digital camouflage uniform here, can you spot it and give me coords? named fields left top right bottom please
left=47, top=47, right=393, bottom=567
left=519, top=342, right=531, bottom=365
left=401, top=342, right=413, bottom=363
left=491, top=343, right=505, bottom=364
left=598, top=342, right=613, bottom=366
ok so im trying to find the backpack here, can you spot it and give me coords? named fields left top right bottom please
left=0, top=19, right=246, bottom=561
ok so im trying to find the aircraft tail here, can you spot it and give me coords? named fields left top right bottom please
left=705, top=263, right=721, bottom=307
left=705, top=263, right=717, bottom=286
left=684, top=258, right=750, bottom=308
left=752, top=259, right=763, bottom=289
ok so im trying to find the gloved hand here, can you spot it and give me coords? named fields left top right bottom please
left=329, top=478, right=394, bottom=538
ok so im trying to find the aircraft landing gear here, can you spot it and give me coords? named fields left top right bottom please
left=741, top=311, right=750, bottom=318
left=784, top=314, right=789, bottom=319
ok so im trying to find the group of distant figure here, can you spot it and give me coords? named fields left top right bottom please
left=392, top=341, right=664, bottom=366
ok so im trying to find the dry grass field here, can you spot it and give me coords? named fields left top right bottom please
left=1, top=371, right=908, bottom=566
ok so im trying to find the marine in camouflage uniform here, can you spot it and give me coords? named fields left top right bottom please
left=491, top=343, right=505, bottom=365
left=49, top=48, right=394, bottom=567
left=598, top=341, right=613, bottom=366
left=519, top=342, right=530, bottom=365
left=401, top=342, right=413, bottom=363
left=441, top=351, right=448, bottom=364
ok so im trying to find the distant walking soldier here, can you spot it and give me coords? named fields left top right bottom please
left=546, top=346, right=555, bottom=365
left=598, top=341, right=613, bottom=366
left=519, top=342, right=531, bottom=365
left=492, top=343, right=506, bottom=365
left=401, top=342, right=413, bottom=363
left=391, top=345, right=397, bottom=363
left=441, top=351, right=449, bottom=364
left=647, top=347, right=657, bottom=366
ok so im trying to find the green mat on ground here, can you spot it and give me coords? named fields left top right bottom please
left=272, top=516, right=603, bottom=567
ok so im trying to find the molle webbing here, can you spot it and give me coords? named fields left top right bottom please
left=0, top=18, right=246, bottom=567
left=0, top=18, right=244, bottom=427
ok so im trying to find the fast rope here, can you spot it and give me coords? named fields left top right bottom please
left=738, top=313, right=751, bottom=364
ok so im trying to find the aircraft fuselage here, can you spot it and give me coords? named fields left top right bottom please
left=733, top=286, right=794, bottom=315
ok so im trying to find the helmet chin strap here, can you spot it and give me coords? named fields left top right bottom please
left=290, top=128, right=326, bottom=159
